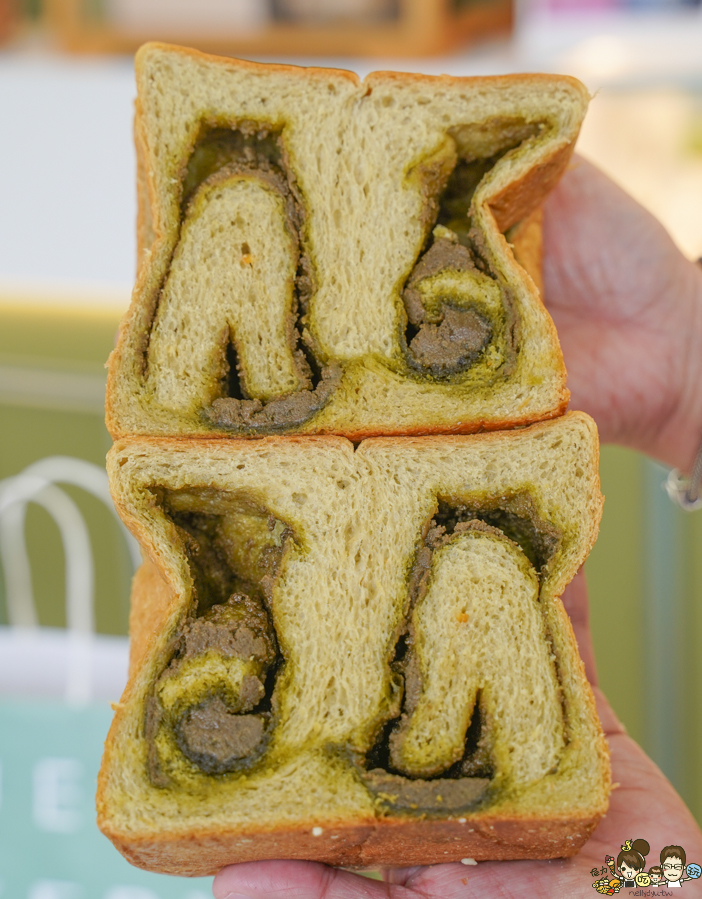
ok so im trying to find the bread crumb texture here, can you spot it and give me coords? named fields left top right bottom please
left=106, top=43, right=590, bottom=440
left=97, top=414, right=609, bottom=874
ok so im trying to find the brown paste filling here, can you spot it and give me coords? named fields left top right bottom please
left=403, top=235, right=492, bottom=377
left=435, top=494, right=562, bottom=575
left=208, top=363, right=342, bottom=431
left=401, top=132, right=536, bottom=380
left=178, top=698, right=264, bottom=766
left=171, top=595, right=277, bottom=775
left=361, top=769, right=490, bottom=813
left=145, top=497, right=291, bottom=785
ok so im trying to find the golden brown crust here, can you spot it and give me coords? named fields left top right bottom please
left=102, top=811, right=605, bottom=876
left=128, top=557, right=175, bottom=680
left=107, top=397, right=570, bottom=443
left=510, top=207, right=544, bottom=296
left=134, top=107, right=154, bottom=266
left=313, top=401, right=570, bottom=440
left=368, top=68, right=588, bottom=95
left=489, top=141, right=575, bottom=233
left=135, top=40, right=362, bottom=89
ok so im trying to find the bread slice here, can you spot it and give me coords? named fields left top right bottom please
left=97, top=412, right=609, bottom=875
left=105, top=43, right=589, bottom=440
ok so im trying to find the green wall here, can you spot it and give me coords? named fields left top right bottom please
left=587, top=446, right=646, bottom=744
left=587, top=445, right=702, bottom=825
left=0, top=304, right=131, bottom=636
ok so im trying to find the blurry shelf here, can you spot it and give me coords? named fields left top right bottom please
left=45, top=0, right=512, bottom=57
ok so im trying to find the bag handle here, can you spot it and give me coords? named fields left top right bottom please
left=0, top=457, right=139, bottom=703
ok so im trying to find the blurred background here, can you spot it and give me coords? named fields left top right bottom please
left=0, top=0, right=701, bottom=895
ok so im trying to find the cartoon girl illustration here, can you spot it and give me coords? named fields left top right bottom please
left=613, top=839, right=650, bottom=888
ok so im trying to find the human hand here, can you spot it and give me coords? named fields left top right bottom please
left=542, top=156, right=702, bottom=473
left=213, top=573, right=702, bottom=899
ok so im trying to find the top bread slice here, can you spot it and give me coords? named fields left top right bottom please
left=106, top=43, right=589, bottom=439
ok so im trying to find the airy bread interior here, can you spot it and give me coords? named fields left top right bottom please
left=98, top=413, right=608, bottom=875
left=389, top=528, right=563, bottom=785
left=106, top=43, right=589, bottom=439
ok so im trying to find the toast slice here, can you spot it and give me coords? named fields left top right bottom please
left=106, top=43, right=589, bottom=440
left=97, top=412, right=608, bottom=875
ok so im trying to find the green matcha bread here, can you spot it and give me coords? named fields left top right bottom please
left=105, top=43, right=589, bottom=440
left=97, top=413, right=609, bottom=875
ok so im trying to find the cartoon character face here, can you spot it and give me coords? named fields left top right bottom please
left=687, top=863, right=702, bottom=879
left=663, top=857, right=685, bottom=882
left=620, top=862, right=638, bottom=880
left=649, top=872, right=661, bottom=884
left=636, top=872, right=651, bottom=887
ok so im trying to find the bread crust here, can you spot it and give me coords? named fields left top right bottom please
left=136, top=39, right=361, bottom=88
left=101, top=811, right=604, bottom=877
left=510, top=206, right=544, bottom=296
left=127, top=554, right=172, bottom=679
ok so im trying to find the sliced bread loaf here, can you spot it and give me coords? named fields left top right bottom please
left=97, top=412, right=608, bottom=874
left=106, top=43, right=589, bottom=439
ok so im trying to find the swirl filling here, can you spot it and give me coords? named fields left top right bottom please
left=145, top=490, right=292, bottom=786
left=402, top=118, right=545, bottom=381
left=146, top=124, right=339, bottom=434
left=141, top=116, right=550, bottom=434
left=360, top=498, right=564, bottom=813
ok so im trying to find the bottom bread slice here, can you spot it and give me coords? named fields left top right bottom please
left=98, top=413, right=609, bottom=875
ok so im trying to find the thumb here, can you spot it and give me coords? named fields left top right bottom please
left=213, top=859, right=410, bottom=899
